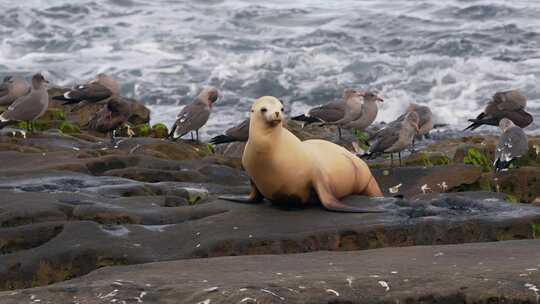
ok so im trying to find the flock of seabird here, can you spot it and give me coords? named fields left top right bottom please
left=207, top=88, right=532, bottom=171
left=0, top=72, right=534, bottom=171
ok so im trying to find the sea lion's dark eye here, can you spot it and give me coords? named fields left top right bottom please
left=261, top=108, right=267, bottom=113
left=281, top=108, right=284, bottom=112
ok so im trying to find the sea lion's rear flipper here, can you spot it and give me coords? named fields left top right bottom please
left=361, top=176, right=384, bottom=197
left=219, top=180, right=264, bottom=204
left=313, top=176, right=385, bottom=213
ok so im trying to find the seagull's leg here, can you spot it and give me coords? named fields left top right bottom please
left=338, top=127, right=342, bottom=140
left=196, top=129, right=199, bottom=142
left=26, top=121, right=31, bottom=133
left=411, top=138, right=416, bottom=153
left=390, top=153, right=394, bottom=168
left=399, top=152, right=402, bottom=166
left=110, top=130, right=117, bottom=146
left=190, top=131, right=194, bottom=141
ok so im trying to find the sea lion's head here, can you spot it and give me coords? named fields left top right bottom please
left=499, top=118, right=515, bottom=132
left=251, top=96, right=284, bottom=128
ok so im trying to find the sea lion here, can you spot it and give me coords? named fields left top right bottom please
left=222, top=96, right=384, bottom=213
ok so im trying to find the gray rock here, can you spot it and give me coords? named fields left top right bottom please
left=1, top=240, right=539, bottom=303
left=0, top=190, right=539, bottom=290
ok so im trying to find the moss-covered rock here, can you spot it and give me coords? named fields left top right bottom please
left=134, top=124, right=151, bottom=137
left=522, top=138, right=540, bottom=167
left=40, top=108, right=66, bottom=121
left=404, top=152, right=452, bottom=167
left=463, top=147, right=492, bottom=172
left=138, top=141, right=213, bottom=160
left=15, top=120, right=55, bottom=131
left=58, top=121, right=80, bottom=134
left=151, top=123, right=169, bottom=138
left=47, top=88, right=151, bottom=130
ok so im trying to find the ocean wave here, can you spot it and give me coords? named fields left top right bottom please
left=0, top=0, right=538, bottom=136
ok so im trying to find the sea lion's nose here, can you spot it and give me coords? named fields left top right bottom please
left=275, top=112, right=280, bottom=118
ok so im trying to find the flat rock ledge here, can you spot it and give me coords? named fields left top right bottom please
left=1, top=240, right=539, bottom=304
left=1, top=190, right=540, bottom=291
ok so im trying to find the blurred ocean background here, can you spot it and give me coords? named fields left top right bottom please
left=0, top=0, right=539, bottom=136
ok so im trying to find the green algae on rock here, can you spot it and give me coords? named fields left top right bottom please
left=151, top=123, right=169, bottom=138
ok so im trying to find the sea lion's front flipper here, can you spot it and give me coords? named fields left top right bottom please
left=314, top=176, right=385, bottom=213
left=219, top=180, right=264, bottom=204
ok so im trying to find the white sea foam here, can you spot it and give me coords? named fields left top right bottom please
left=0, top=0, right=538, bottom=136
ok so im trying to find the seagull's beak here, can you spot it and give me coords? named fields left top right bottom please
left=376, top=96, right=384, bottom=102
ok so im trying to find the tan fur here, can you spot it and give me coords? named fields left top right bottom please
left=243, top=96, right=382, bottom=209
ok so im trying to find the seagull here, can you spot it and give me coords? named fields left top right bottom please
left=0, top=73, right=49, bottom=133
left=168, top=87, right=219, bottom=142
left=343, top=91, right=384, bottom=131
left=291, top=89, right=366, bottom=139
left=210, top=118, right=249, bottom=145
left=53, top=73, right=120, bottom=105
left=361, top=111, right=420, bottom=166
left=465, top=90, right=532, bottom=131
left=0, top=75, right=30, bottom=106
left=493, top=118, right=528, bottom=172
left=395, top=103, right=433, bottom=151
left=85, top=97, right=132, bottom=145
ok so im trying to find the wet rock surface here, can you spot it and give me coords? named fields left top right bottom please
left=1, top=187, right=539, bottom=291
left=1, top=240, right=539, bottom=304
left=0, top=130, right=539, bottom=301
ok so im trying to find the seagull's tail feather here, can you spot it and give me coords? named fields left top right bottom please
left=209, top=135, right=237, bottom=145
left=0, top=120, right=17, bottom=130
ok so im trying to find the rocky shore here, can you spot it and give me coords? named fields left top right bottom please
left=0, top=90, right=539, bottom=303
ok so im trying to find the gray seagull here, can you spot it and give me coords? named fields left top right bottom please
left=53, top=73, right=120, bottom=105
left=210, top=118, right=250, bottom=145
left=0, top=73, right=49, bottom=132
left=85, top=97, right=132, bottom=144
left=291, top=89, right=366, bottom=139
left=465, top=90, right=532, bottom=131
left=168, top=87, right=219, bottom=142
left=0, top=75, right=30, bottom=106
left=493, top=118, right=528, bottom=172
left=344, top=91, right=384, bottom=131
left=361, top=111, right=420, bottom=166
